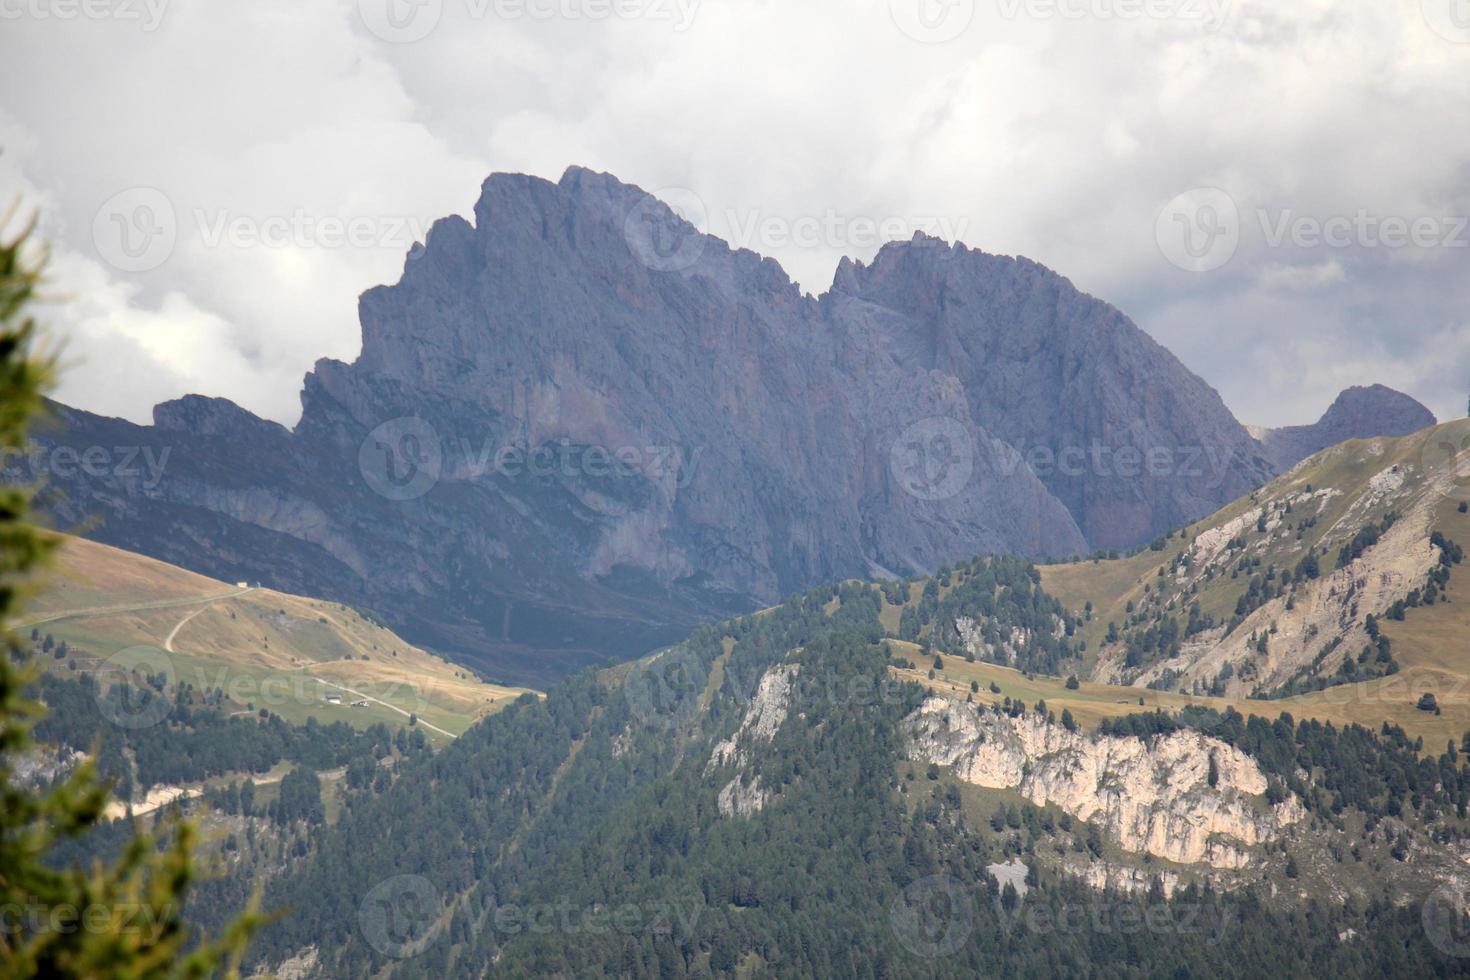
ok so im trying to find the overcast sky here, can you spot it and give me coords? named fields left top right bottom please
left=1, top=0, right=1468, bottom=428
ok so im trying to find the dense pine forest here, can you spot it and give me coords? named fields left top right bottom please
left=92, top=570, right=1459, bottom=977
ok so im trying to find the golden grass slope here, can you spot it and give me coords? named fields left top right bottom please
left=19, top=535, right=533, bottom=741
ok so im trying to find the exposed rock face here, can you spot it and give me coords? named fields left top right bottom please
left=709, top=663, right=799, bottom=817
left=829, top=240, right=1272, bottom=549
left=1063, top=861, right=1182, bottom=899
left=1254, top=385, right=1436, bottom=471
left=264, top=947, right=319, bottom=980
left=716, top=776, right=770, bottom=819
left=903, top=697, right=1304, bottom=868
left=1109, top=446, right=1446, bottom=697
left=25, top=168, right=1416, bottom=682
left=955, top=614, right=1062, bottom=666
left=709, top=664, right=799, bottom=770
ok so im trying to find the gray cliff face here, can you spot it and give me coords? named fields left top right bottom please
left=1254, top=384, right=1436, bottom=470
left=827, top=236, right=1274, bottom=549
left=18, top=167, right=1420, bottom=683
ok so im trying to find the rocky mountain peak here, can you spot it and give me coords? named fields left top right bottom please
left=30, top=169, right=1441, bottom=681
left=1253, top=384, right=1436, bottom=470
left=1318, top=384, right=1436, bottom=434
left=152, top=394, right=288, bottom=439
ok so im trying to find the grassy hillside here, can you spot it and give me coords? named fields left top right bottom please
left=1027, top=419, right=1470, bottom=746
left=18, top=535, right=532, bottom=742
left=892, top=636, right=1467, bottom=750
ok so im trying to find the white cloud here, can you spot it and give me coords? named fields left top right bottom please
left=1256, top=260, right=1346, bottom=291
left=0, top=0, right=1467, bottom=426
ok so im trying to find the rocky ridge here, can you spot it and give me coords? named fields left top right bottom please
left=902, top=696, right=1305, bottom=868
left=1097, top=437, right=1453, bottom=696
left=708, top=663, right=800, bottom=817
left=1253, top=385, right=1436, bottom=471
left=25, top=168, right=1430, bottom=683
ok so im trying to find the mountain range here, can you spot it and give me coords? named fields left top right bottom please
left=213, top=418, right=1470, bottom=977
left=21, top=168, right=1436, bottom=685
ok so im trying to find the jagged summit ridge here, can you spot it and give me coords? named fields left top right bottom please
left=24, top=167, right=1431, bottom=681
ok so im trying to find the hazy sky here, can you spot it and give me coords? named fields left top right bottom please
left=1, top=0, right=1468, bottom=428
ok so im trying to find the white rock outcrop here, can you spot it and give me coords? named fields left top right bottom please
left=904, top=697, right=1304, bottom=868
left=1064, top=861, right=1181, bottom=899
left=717, top=775, right=769, bottom=818
left=709, top=663, right=799, bottom=817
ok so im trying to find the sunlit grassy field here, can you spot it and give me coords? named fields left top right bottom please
left=22, top=535, right=532, bottom=742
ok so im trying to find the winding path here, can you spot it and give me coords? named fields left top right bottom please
left=310, top=676, right=457, bottom=739
left=163, top=603, right=215, bottom=652
left=20, top=583, right=460, bottom=739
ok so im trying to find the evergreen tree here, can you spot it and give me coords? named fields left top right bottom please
left=0, top=224, right=262, bottom=977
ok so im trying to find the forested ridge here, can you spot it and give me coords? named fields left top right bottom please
left=162, top=570, right=1470, bottom=977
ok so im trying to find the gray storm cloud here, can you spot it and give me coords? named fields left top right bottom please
left=1, top=0, right=1467, bottom=426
